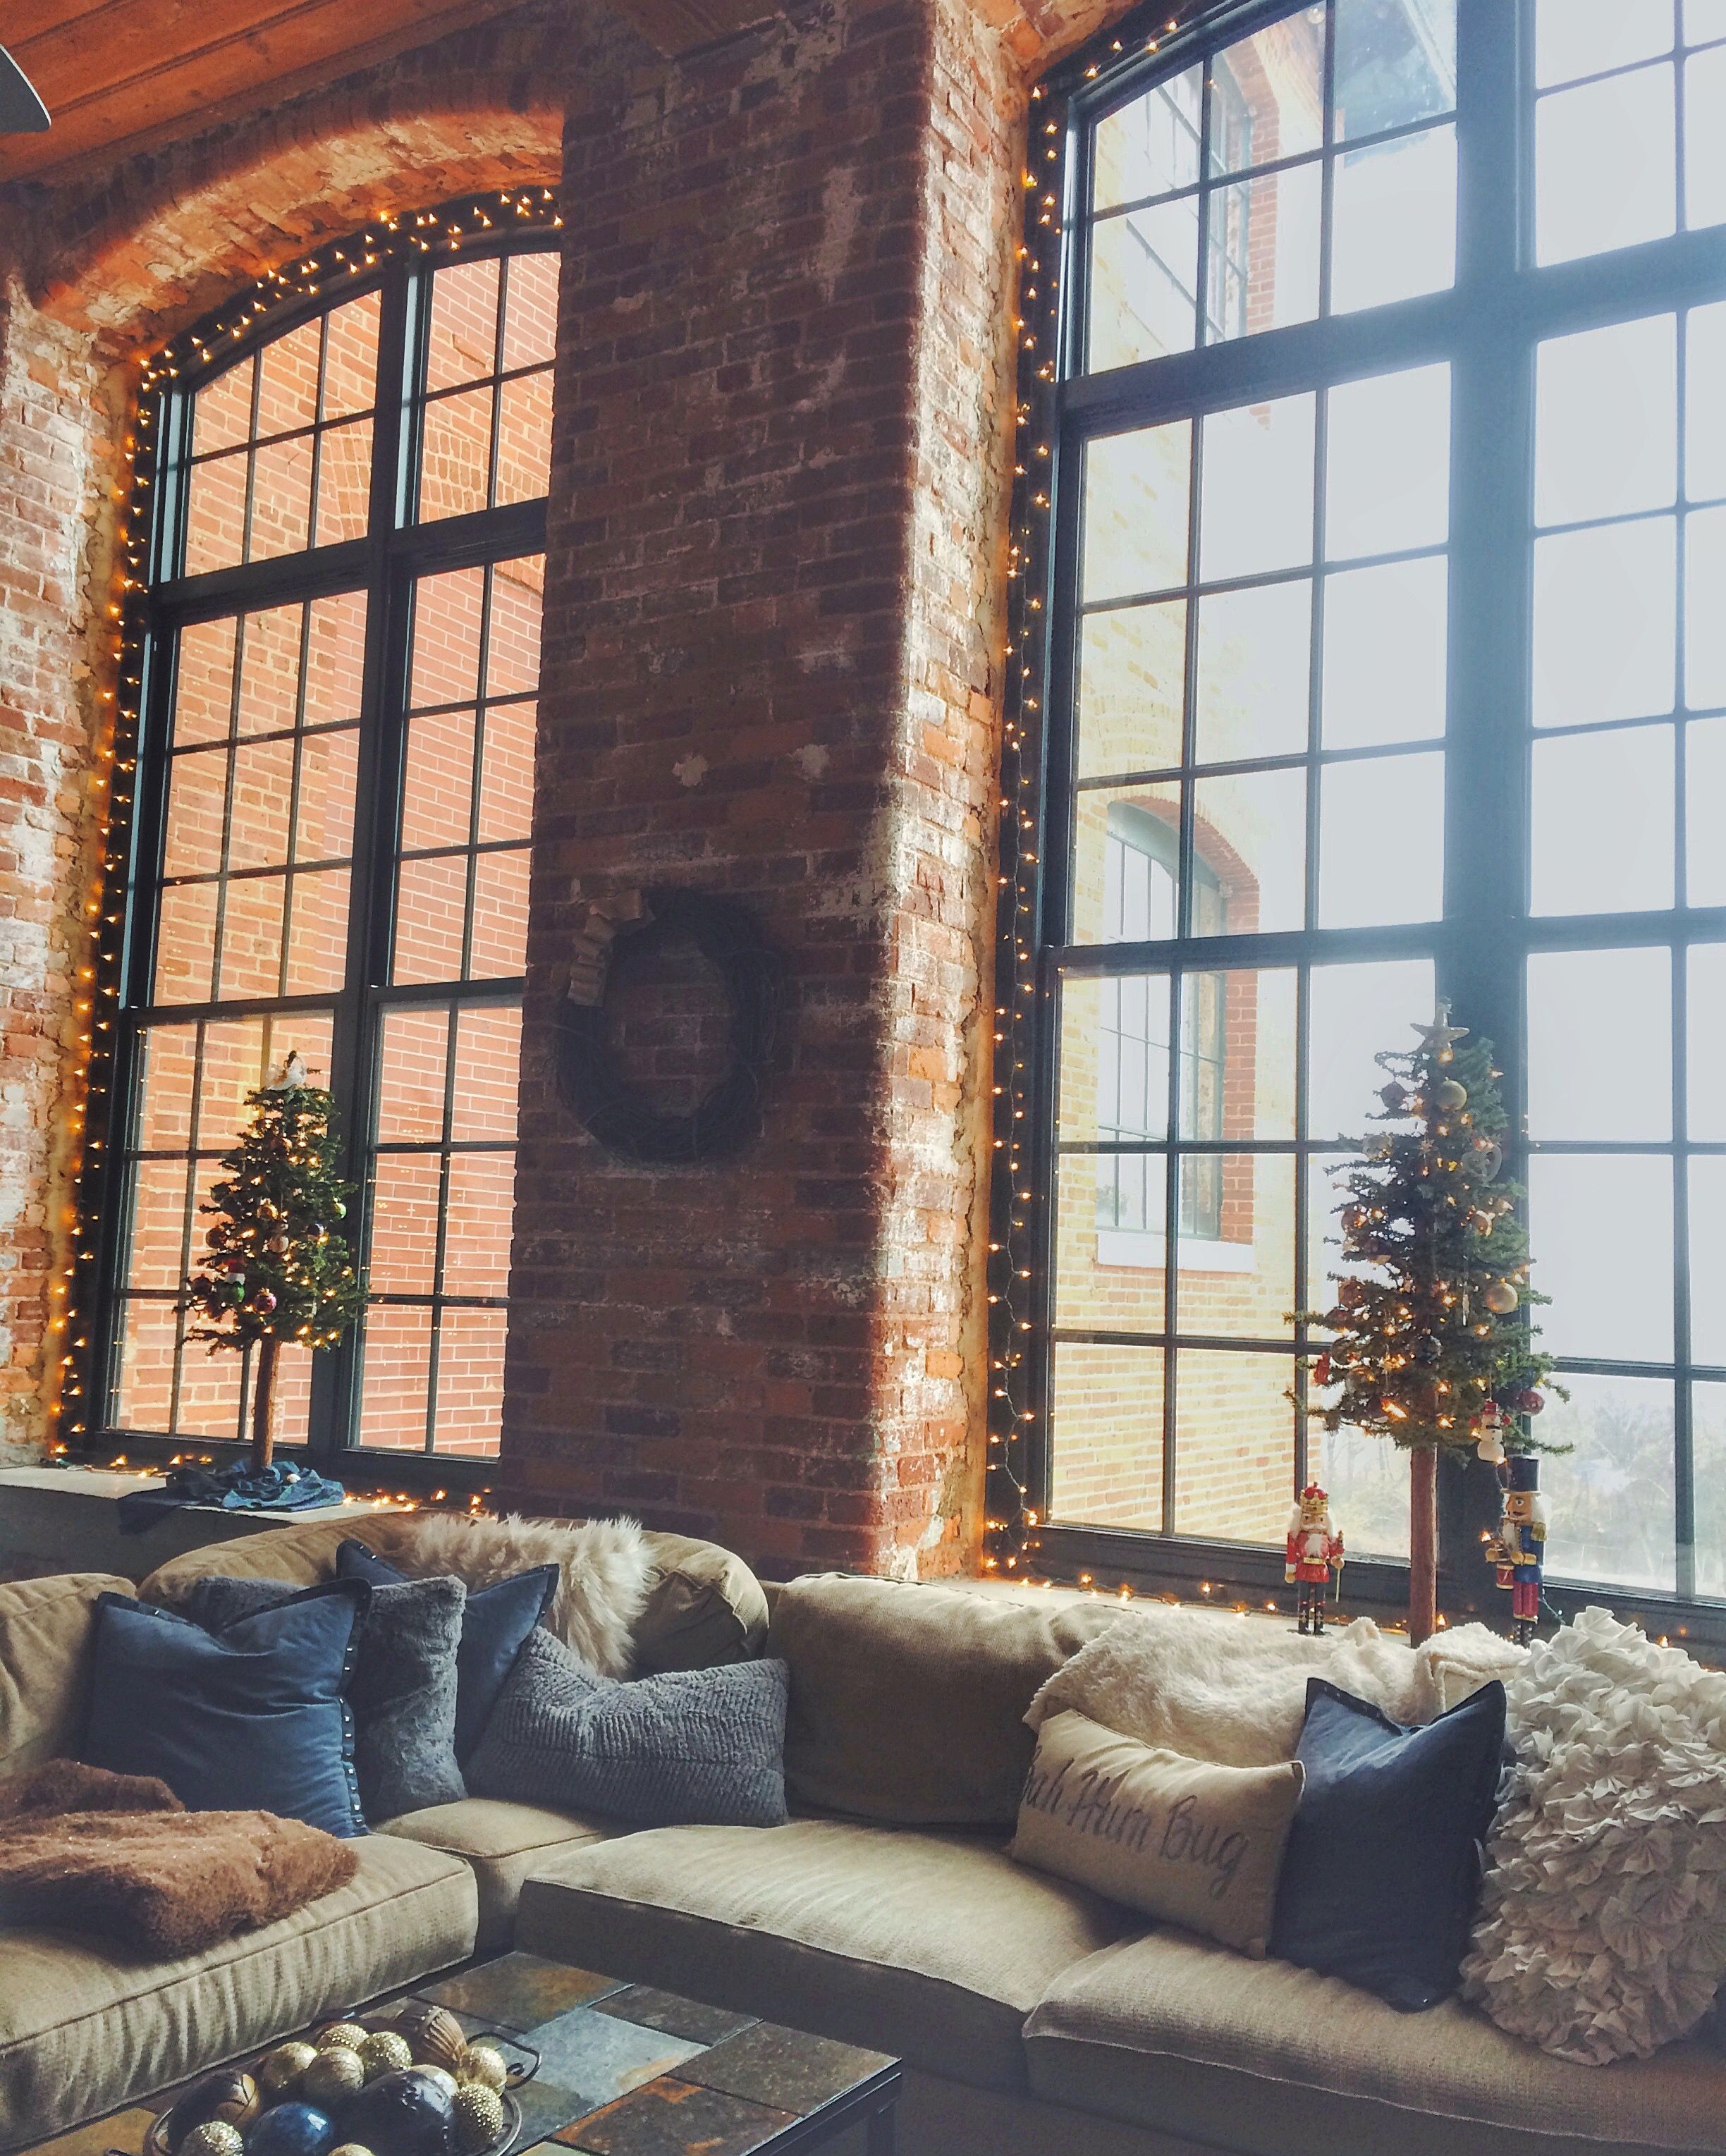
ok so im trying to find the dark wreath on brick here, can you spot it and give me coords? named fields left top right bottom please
left=558, top=888, right=783, bottom=1164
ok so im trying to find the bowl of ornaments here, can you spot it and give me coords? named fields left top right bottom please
left=145, top=2001, right=536, bottom=2156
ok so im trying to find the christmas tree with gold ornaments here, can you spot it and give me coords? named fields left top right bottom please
left=184, top=1054, right=366, bottom=1470
left=1302, top=1003, right=1560, bottom=1644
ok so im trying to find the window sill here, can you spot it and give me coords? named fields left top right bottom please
left=1096, top=1227, right=1258, bottom=1273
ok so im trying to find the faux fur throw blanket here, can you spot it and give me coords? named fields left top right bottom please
left=0, top=1760, right=358, bottom=1956
left=1027, top=1604, right=1524, bottom=1766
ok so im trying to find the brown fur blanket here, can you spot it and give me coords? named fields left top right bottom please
left=0, top=1760, right=359, bottom=1956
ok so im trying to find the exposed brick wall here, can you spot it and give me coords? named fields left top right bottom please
left=501, top=0, right=1021, bottom=1577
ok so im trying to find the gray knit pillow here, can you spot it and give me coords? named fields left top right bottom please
left=183, top=1573, right=465, bottom=1823
left=466, top=1626, right=788, bottom=1827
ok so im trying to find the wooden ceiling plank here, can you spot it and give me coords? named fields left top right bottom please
left=6, top=0, right=114, bottom=56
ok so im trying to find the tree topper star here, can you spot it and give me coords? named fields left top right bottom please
left=1411, top=999, right=1469, bottom=1058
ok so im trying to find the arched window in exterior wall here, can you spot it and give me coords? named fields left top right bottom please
left=74, top=194, right=560, bottom=1464
left=994, top=0, right=1726, bottom=1636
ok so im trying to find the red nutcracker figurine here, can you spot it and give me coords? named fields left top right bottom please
left=1488, top=1453, right=1547, bottom=1645
left=1285, top=1482, right=1345, bottom=1636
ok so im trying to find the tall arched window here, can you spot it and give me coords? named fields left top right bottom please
left=1001, top=0, right=1726, bottom=1629
left=77, top=195, right=560, bottom=1464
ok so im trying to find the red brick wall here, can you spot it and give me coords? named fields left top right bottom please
left=501, top=0, right=1020, bottom=1576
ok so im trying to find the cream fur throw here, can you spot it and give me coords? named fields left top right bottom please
left=1460, top=1606, right=1726, bottom=2065
left=382, top=1512, right=654, bottom=1678
left=1026, top=1603, right=1522, bottom=1768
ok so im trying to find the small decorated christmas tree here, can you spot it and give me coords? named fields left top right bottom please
left=1304, top=1004, right=1560, bottom=1644
left=184, top=1054, right=367, bottom=1469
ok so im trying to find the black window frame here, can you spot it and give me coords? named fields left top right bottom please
left=989, top=0, right=1726, bottom=1652
left=63, top=190, right=561, bottom=1486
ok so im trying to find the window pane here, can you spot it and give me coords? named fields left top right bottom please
left=427, top=258, right=501, bottom=391
left=1532, top=520, right=1676, bottom=727
left=173, top=618, right=238, bottom=745
left=1690, top=943, right=1726, bottom=1139
left=1093, top=67, right=1202, bottom=210
left=369, top=1156, right=442, bottom=1294
left=154, top=882, right=219, bottom=1003
left=236, top=604, right=304, bottom=736
left=445, top=1153, right=517, bottom=1299
left=1210, top=18, right=1323, bottom=172
left=218, top=874, right=287, bottom=998
left=1687, top=718, right=1726, bottom=903
left=1200, top=393, right=1315, bottom=582
left=1686, top=505, right=1726, bottom=708
left=1685, top=44, right=1726, bottom=226
left=1205, top=164, right=1323, bottom=345
left=1691, top=0, right=1726, bottom=43
left=1076, top=601, right=1187, bottom=780
left=313, top=417, right=373, bottom=547
left=477, top=702, right=537, bottom=844
left=283, top=868, right=350, bottom=994
left=1057, top=1151, right=1167, bottom=1329
left=1536, top=0, right=1672, bottom=85
left=411, top=568, right=486, bottom=707
left=403, top=712, right=477, bottom=852
left=1175, top=1156, right=1296, bottom=1340
left=322, top=291, right=381, bottom=419
left=115, top=1300, right=180, bottom=1437
left=162, top=751, right=227, bottom=880
left=1531, top=1154, right=1674, bottom=1361
left=1048, top=1340, right=1164, bottom=1530
left=1334, top=0, right=1457, bottom=137
left=1330, top=125, right=1457, bottom=313
left=1321, top=556, right=1448, bottom=747
left=470, top=849, right=530, bottom=976
left=1089, top=203, right=1199, bottom=369
left=1531, top=725, right=1675, bottom=914
left=394, top=855, right=469, bottom=984
left=1325, top=365, right=1450, bottom=561
left=1072, top=785, right=1180, bottom=945
left=183, top=452, right=248, bottom=576
left=1526, top=946, right=1672, bottom=1139
left=1306, top=956, right=1435, bottom=1141
left=1689, top=1157, right=1726, bottom=1364
left=295, top=728, right=360, bottom=863
left=1177, top=967, right=1297, bottom=1142
left=1058, top=972, right=1171, bottom=1144
left=172, top=1330, right=246, bottom=1443
left=126, top=1160, right=190, bottom=1291
left=451, top=1004, right=522, bottom=1141
left=488, top=563, right=544, bottom=695
left=1191, top=765, right=1307, bottom=933
left=434, top=1307, right=506, bottom=1457
left=1173, top=1347, right=1293, bottom=1542
left=377, top=1006, right=450, bottom=1142
left=1540, top=1374, right=1675, bottom=1594
left=495, top=373, right=553, bottom=506
left=1318, top=751, right=1444, bottom=927
left=1688, top=303, right=1726, bottom=502
left=192, top=357, right=254, bottom=457
left=1082, top=423, right=1192, bottom=602
left=248, top=432, right=314, bottom=560
left=1316, top=1421, right=1412, bottom=1558
left=420, top=386, right=495, bottom=523
left=305, top=592, right=367, bottom=723
left=1536, top=315, right=1677, bottom=527
left=501, top=251, right=560, bottom=371
left=1194, top=580, right=1310, bottom=764
left=226, top=737, right=294, bottom=871
left=1536, top=66, right=1677, bottom=265
left=256, top=319, right=321, bottom=438
left=359, top=1304, right=433, bottom=1451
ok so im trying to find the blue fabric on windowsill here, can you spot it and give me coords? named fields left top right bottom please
left=116, top=1459, right=346, bottom=1535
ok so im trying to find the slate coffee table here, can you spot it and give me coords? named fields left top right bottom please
left=28, top=1951, right=901, bottom=2156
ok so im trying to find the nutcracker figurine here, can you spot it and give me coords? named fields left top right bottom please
left=1488, top=1453, right=1547, bottom=1645
left=1285, top=1482, right=1345, bottom=1636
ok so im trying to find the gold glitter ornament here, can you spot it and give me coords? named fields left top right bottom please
left=315, top=2022, right=370, bottom=2054
left=451, top=2085, right=505, bottom=2155
left=177, top=2125, right=244, bottom=2156
left=302, top=2048, right=367, bottom=2107
left=357, top=2031, right=414, bottom=2082
left=257, top=2042, right=318, bottom=2098
left=455, top=2045, right=507, bottom=2093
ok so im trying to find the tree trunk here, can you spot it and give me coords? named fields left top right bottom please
left=1409, top=1443, right=1438, bottom=1646
left=250, top=1334, right=279, bottom=1473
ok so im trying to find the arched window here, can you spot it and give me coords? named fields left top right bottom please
left=77, top=195, right=560, bottom=1464
left=1001, top=0, right=1726, bottom=1622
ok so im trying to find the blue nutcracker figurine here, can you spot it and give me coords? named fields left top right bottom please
left=1488, top=1453, right=1547, bottom=1645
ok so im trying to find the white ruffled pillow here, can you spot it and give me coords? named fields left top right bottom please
left=1460, top=1605, right=1726, bottom=2064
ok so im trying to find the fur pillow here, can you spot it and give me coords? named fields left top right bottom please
left=184, top=1573, right=465, bottom=1823
left=369, top=1512, right=654, bottom=1678
left=1460, top=1606, right=1726, bottom=2064
left=1027, top=1605, right=1516, bottom=1768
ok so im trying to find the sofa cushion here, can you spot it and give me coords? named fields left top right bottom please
left=1024, top=1930, right=1726, bottom=2156
left=517, top=1818, right=1128, bottom=2090
left=140, top=1517, right=767, bottom=1677
left=378, top=1796, right=612, bottom=1954
left=0, top=1832, right=476, bottom=2152
left=0, top=1573, right=133, bottom=1780
left=768, top=1576, right=1123, bottom=1826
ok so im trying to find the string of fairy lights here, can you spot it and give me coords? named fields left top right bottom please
left=53, top=188, right=562, bottom=1456
left=984, top=13, right=1197, bottom=1580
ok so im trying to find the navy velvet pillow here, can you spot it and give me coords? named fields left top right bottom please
left=336, top=1540, right=555, bottom=1762
left=1270, top=1676, right=1507, bottom=2011
left=82, top=1583, right=367, bottom=1837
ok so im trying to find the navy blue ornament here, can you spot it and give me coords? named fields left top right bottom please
left=340, top=2070, right=455, bottom=2156
left=245, top=2105, right=336, bottom=2156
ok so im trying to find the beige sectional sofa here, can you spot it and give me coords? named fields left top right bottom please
left=1, top=1520, right=1722, bottom=2156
